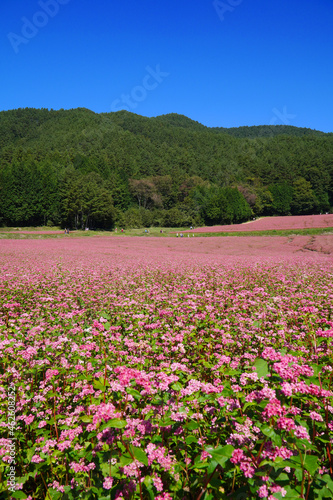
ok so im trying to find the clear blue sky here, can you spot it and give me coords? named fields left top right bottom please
left=1, top=0, right=332, bottom=132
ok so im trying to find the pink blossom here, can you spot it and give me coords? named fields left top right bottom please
left=263, top=399, right=285, bottom=419
left=200, top=451, right=212, bottom=461
left=156, top=494, right=173, bottom=500
left=45, top=369, right=59, bottom=381
left=103, top=477, right=114, bottom=489
left=230, top=448, right=244, bottom=464
left=294, top=425, right=311, bottom=441
left=240, top=461, right=255, bottom=478
left=50, top=481, right=65, bottom=493
left=146, top=443, right=175, bottom=470
left=123, top=460, right=144, bottom=478
left=24, top=414, right=35, bottom=425
left=309, top=411, right=323, bottom=422
left=259, top=485, right=269, bottom=498
left=276, top=417, right=296, bottom=431
left=58, top=440, right=72, bottom=451
left=153, top=475, right=164, bottom=492
left=271, top=485, right=287, bottom=497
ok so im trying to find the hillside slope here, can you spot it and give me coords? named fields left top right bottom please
left=0, top=108, right=332, bottom=228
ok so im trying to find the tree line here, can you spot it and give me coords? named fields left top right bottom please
left=0, top=108, right=332, bottom=228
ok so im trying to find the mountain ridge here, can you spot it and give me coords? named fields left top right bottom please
left=0, top=107, right=332, bottom=228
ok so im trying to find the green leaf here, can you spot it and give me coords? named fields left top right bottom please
left=186, top=421, right=199, bottom=430
left=306, top=375, right=321, bottom=387
left=294, top=468, right=303, bottom=482
left=10, top=493, right=28, bottom=500
left=260, top=459, right=276, bottom=468
left=253, top=358, right=269, bottom=378
left=282, top=454, right=319, bottom=476
left=207, top=459, right=219, bottom=475
left=280, top=486, right=301, bottom=499
left=94, top=377, right=110, bottom=388
left=277, top=473, right=290, bottom=481
left=190, top=461, right=209, bottom=469
left=25, top=447, right=35, bottom=464
left=131, top=447, right=148, bottom=466
left=261, top=425, right=282, bottom=446
left=295, top=438, right=318, bottom=451
left=279, top=459, right=302, bottom=471
left=322, top=474, right=333, bottom=492
left=261, top=425, right=275, bottom=438
left=160, top=418, right=173, bottom=426
left=93, top=380, right=106, bottom=392
left=185, top=436, right=197, bottom=445
left=143, top=476, right=155, bottom=500
left=242, top=401, right=256, bottom=412
left=204, top=444, right=234, bottom=466
left=312, top=364, right=324, bottom=377
left=127, top=387, right=142, bottom=399
left=304, top=455, right=319, bottom=475
left=100, top=419, right=127, bottom=430
left=81, top=416, right=92, bottom=423
left=100, top=462, right=120, bottom=478
left=171, top=382, right=182, bottom=391
left=143, top=476, right=153, bottom=488
left=203, top=494, right=214, bottom=500
left=119, top=454, right=133, bottom=467
left=46, top=490, right=62, bottom=500
left=313, top=488, right=333, bottom=500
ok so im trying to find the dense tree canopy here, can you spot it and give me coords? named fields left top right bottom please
left=0, top=108, right=332, bottom=228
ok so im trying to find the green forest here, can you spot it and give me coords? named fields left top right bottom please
left=0, top=107, right=332, bottom=229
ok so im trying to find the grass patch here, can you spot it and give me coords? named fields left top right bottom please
left=0, top=226, right=332, bottom=239
left=0, top=233, right=63, bottom=239
left=0, top=227, right=189, bottom=238
left=0, top=226, right=60, bottom=232
left=190, top=227, right=333, bottom=237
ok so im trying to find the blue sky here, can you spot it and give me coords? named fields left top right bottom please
left=1, top=0, right=332, bottom=132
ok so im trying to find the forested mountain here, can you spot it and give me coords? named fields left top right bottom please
left=0, top=107, right=332, bottom=229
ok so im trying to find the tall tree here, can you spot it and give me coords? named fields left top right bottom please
left=268, top=183, right=293, bottom=215
left=291, top=178, right=317, bottom=214
left=61, top=169, right=115, bottom=229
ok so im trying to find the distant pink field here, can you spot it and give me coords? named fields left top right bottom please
left=190, top=213, right=333, bottom=233
left=0, top=234, right=332, bottom=274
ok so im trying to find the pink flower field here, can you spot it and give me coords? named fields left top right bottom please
left=189, top=213, right=333, bottom=233
left=0, top=237, right=333, bottom=500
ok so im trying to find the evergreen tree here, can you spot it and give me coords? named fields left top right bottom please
left=268, top=183, right=293, bottom=215
left=291, top=178, right=317, bottom=215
